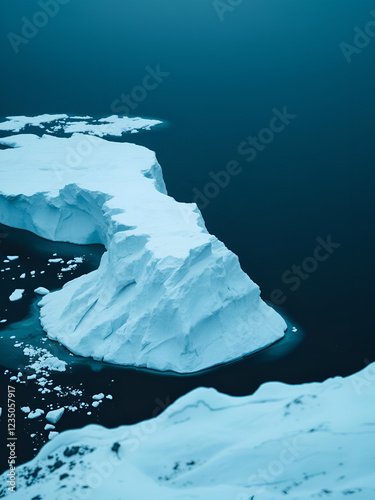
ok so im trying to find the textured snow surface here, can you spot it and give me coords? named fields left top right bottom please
left=1, top=364, right=374, bottom=499
left=0, top=114, right=162, bottom=136
left=0, top=132, right=286, bottom=373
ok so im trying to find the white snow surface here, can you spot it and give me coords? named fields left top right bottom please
left=63, top=115, right=163, bottom=136
left=0, top=132, right=286, bottom=373
left=0, top=114, right=68, bottom=132
left=0, top=114, right=162, bottom=136
left=2, top=363, right=374, bottom=499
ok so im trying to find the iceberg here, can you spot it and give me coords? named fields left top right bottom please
left=2, top=364, right=374, bottom=499
left=0, top=130, right=286, bottom=373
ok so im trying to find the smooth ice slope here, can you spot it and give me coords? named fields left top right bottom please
left=0, top=132, right=286, bottom=372
left=1, top=364, right=374, bottom=499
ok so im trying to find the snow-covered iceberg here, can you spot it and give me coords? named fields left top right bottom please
left=2, top=364, right=374, bottom=499
left=0, top=131, right=286, bottom=372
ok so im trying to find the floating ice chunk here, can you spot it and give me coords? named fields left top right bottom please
left=29, top=353, right=67, bottom=373
left=20, top=273, right=26, bottom=279
left=9, top=289, right=25, bottom=302
left=48, top=431, right=59, bottom=440
left=7, top=256, right=19, bottom=261
left=0, top=114, right=68, bottom=132
left=28, top=409, right=44, bottom=419
left=34, top=287, right=50, bottom=296
left=92, top=393, right=105, bottom=401
left=46, top=408, right=65, bottom=424
left=21, top=406, right=31, bottom=414
left=44, top=424, right=55, bottom=430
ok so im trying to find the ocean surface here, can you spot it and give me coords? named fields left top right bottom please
left=0, top=0, right=374, bottom=471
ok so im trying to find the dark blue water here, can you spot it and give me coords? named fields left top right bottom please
left=0, top=0, right=374, bottom=472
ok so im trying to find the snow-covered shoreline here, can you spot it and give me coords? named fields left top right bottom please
left=1, top=363, right=374, bottom=499
left=0, top=127, right=286, bottom=373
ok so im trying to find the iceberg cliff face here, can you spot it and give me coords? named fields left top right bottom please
left=0, top=132, right=286, bottom=373
left=2, top=364, right=374, bottom=499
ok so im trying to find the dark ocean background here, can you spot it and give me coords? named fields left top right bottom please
left=0, top=0, right=374, bottom=470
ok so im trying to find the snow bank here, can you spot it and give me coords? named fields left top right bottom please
left=2, top=364, right=374, bottom=499
left=0, top=132, right=286, bottom=373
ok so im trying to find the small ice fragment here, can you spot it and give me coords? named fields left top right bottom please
left=28, top=409, right=44, bottom=419
left=46, top=407, right=65, bottom=424
left=9, top=289, right=25, bottom=302
left=92, top=393, right=105, bottom=401
left=34, top=287, right=50, bottom=296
